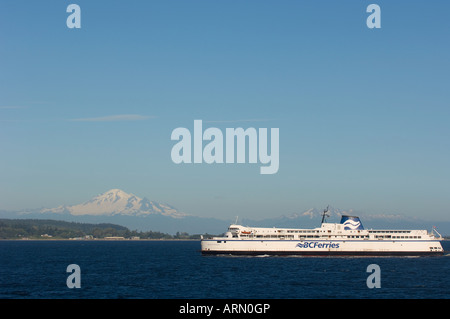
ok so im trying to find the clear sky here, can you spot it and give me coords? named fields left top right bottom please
left=1, top=1, right=449, bottom=221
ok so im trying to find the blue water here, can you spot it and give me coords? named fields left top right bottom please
left=0, top=240, right=449, bottom=299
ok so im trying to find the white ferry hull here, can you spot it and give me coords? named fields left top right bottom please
left=201, top=239, right=444, bottom=256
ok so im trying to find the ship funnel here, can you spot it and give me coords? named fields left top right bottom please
left=340, top=215, right=364, bottom=230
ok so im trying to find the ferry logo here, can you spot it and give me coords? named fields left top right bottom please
left=296, top=242, right=340, bottom=249
left=340, top=215, right=364, bottom=230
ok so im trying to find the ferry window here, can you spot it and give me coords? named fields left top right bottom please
left=217, top=241, right=222, bottom=243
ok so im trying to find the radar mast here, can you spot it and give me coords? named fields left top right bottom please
left=320, top=205, right=330, bottom=225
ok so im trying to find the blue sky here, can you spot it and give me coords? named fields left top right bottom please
left=1, top=1, right=449, bottom=221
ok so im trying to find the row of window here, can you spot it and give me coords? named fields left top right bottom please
left=286, top=230, right=319, bottom=233
left=263, top=230, right=414, bottom=234
left=369, top=230, right=411, bottom=233
left=238, top=234, right=423, bottom=239
left=375, top=235, right=422, bottom=239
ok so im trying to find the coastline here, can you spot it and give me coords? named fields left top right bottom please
left=0, top=238, right=201, bottom=241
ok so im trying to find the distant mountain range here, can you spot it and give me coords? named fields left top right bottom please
left=1, top=189, right=449, bottom=235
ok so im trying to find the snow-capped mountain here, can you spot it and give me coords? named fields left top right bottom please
left=278, top=206, right=360, bottom=223
left=239, top=205, right=447, bottom=234
left=40, top=189, right=186, bottom=218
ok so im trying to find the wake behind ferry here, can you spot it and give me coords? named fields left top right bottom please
left=201, top=210, right=444, bottom=256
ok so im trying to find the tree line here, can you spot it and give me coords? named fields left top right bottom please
left=0, top=219, right=213, bottom=240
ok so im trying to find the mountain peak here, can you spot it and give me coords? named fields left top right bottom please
left=98, top=188, right=137, bottom=199
left=103, top=188, right=130, bottom=195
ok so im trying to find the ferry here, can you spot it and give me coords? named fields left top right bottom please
left=201, top=209, right=444, bottom=256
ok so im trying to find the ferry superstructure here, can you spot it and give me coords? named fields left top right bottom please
left=201, top=215, right=444, bottom=256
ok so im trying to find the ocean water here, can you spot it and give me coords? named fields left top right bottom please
left=0, top=240, right=449, bottom=299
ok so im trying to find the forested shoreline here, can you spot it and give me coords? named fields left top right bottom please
left=0, top=218, right=213, bottom=240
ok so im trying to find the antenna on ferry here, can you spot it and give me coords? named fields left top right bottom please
left=320, top=206, right=330, bottom=225
left=234, top=216, right=239, bottom=225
